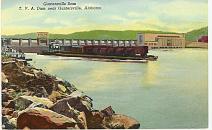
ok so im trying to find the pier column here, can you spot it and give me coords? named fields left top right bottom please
left=105, top=40, right=109, bottom=46
left=37, top=38, right=40, bottom=46
left=94, top=40, right=96, bottom=45
left=129, top=40, right=132, bottom=47
left=79, top=40, right=82, bottom=46
left=133, top=41, right=136, bottom=46
left=117, top=40, right=120, bottom=47
left=110, top=40, right=113, bottom=46
left=100, top=40, right=104, bottom=45
left=127, top=40, right=130, bottom=46
left=28, top=39, right=32, bottom=47
left=8, top=38, right=12, bottom=45
left=62, top=39, right=65, bottom=45
left=131, top=41, right=134, bottom=46
left=124, top=40, right=127, bottom=47
left=92, top=40, right=95, bottom=45
left=70, top=39, right=73, bottom=46
left=103, top=40, right=106, bottom=45
left=111, top=40, right=114, bottom=47
left=106, top=40, right=109, bottom=46
left=98, top=40, right=101, bottom=45
left=88, top=40, right=90, bottom=45
left=77, top=40, right=80, bottom=46
left=120, top=40, right=123, bottom=46
left=80, top=40, right=83, bottom=46
left=85, top=40, right=88, bottom=46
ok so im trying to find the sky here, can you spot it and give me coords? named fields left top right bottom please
left=1, top=0, right=208, bottom=35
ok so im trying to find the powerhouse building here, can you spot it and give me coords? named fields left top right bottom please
left=137, top=33, right=186, bottom=49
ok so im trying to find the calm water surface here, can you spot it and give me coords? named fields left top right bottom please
left=26, top=48, right=208, bottom=129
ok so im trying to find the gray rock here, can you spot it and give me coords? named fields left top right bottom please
left=2, top=116, right=16, bottom=129
left=28, top=102, right=48, bottom=109
left=14, top=96, right=53, bottom=110
left=40, top=87, right=49, bottom=98
left=51, top=96, right=92, bottom=117
left=101, top=106, right=115, bottom=117
left=69, top=90, right=93, bottom=109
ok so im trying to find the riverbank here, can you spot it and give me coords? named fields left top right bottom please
left=1, top=57, right=140, bottom=129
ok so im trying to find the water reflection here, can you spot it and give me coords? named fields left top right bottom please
left=141, top=62, right=160, bottom=86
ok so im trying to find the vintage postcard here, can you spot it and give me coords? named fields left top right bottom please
left=1, top=0, right=209, bottom=129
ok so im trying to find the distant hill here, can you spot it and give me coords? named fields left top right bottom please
left=185, top=27, right=208, bottom=41
left=2, top=30, right=177, bottom=40
left=2, top=33, right=37, bottom=39
left=2, top=27, right=208, bottom=41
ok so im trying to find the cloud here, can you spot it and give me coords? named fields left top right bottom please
left=153, top=0, right=208, bottom=17
left=110, top=15, right=128, bottom=22
left=127, top=12, right=141, bottom=18
left=43, top=17, right=72, bottom=27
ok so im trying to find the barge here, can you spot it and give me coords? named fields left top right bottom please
left=40, top=44, right=158, bottom=62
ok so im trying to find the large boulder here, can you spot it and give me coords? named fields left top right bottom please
left=14, top=96, right=54, bottom=110
left=86, top=111, right=106, bottom=129
left=86, top=106, right=116, bottom=129
left=101, top=106, right=115, bottom=116
left=17, top=107, right=78, bottom=129
left=69, top=90, right=93, bottom=109
left=50, top=95, right=92, bottom=129
left=58, top=84, right=67, bottom=93
left=103, top=114, right=140, bottom=129
left=50, top=95, right=93, bottom=116
left=2, top=62, right=33, bottom=89
left=86, top=106, right=140, bottom=129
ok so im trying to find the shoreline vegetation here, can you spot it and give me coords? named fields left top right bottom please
left=2, top=56, right=140, bottom=129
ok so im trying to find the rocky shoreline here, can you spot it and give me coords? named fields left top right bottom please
left=2, top=57, right=140, bottom=129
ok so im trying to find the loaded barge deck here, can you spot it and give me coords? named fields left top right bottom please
left=40, top=45, right=158, bottom=62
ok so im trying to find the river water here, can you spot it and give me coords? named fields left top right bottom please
left=26, top=48, right=208, bottom=129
